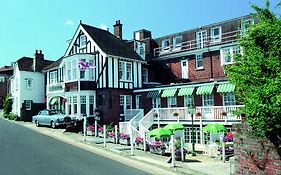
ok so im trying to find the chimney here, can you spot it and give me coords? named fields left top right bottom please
left=113, top=20, right=122, bottom=39
left=34, top=50, right=44, bottom=71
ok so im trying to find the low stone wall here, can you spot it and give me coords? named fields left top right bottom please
left=233, top=123, right=281, bottom=175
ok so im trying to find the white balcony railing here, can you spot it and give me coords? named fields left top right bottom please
left=153, top=30, right=241, bottom=57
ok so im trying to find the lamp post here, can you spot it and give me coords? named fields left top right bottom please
left=189, top=104, right=196, bottom=156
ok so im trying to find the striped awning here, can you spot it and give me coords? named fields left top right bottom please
left=49, top=98, right=58, bottom=105
left=146, top=90, right=161, bottom=98
left=178, top=87, right=194, bottom=96
left=161, top=88, right=177, bottom=98
left=217, top=83, right=235, bottom=93
left=196, top=85, right=214, bottom=95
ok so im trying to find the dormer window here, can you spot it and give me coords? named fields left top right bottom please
left=161, top=39, right=170, bottom=51
left=211, top=27, right=221, bottom=43
left=173, top=36, right=182, bottom=50
left=80, top=35, right=87, bottom=47
left=241, top=19, right=254, bottom=34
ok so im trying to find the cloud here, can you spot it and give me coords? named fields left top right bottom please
left=65, top=19, right=74, bottom=26
left=99, top=23, right=108, bottom=30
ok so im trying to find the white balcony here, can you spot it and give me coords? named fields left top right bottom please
left=153, top=30, right=241, bottom=58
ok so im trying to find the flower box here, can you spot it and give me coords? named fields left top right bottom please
left=149, top=141, right=166, bottom=155
left=107, top=137, right=116, bottom=143
left=119, top=138, right=130, bottom=146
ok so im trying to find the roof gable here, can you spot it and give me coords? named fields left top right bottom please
left=65, top=23, right=143, bottom=61
left=17, top=57, right=53, bottom=72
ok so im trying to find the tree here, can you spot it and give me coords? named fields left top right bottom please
left=226, top=0, right=281, bottom=138
left=3, top=95, right=12, bottom=118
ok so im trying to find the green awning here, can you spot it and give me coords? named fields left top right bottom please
left=196, top=85, right=214, bottom=95
left=217, top=83, right=235, bottom=93
left=161, top=88, right=177, bottom=98
left=49, top=98, right=58, bottom=105
left=146, top=90, right=161, bottom=98
left=178, top=87, right=194, bottom=96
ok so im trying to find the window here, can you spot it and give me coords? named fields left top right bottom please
left=136, top=95, right=141, bottom=109
left=119, top=61, right=132, bottom=81
left=196, top=54, right=203, bottom=69
left=241, top=19, right=254, bottom=34
left=50, top=71, right=58, bottom=84
left=89, top=96, right=94, bottom=115
left=0, top=76, right=4, bottom=82
left=139, top=46, right=144, bottom=55
left=73, top=96, right=77, bottom=114
left=168, top=97, right=177, bottom=108
left=173, top=36, right=182, bottom=49
left=119, top=95, right=132, bottom=116
left=26, top=100, right=31, bottom=110
left=184, top=96, right=194, bottom=107
left=80, top=96, right=86, bottom=115
left=67, top=62, right=71, bottom=81
left=67, top=97, right=72, bottom=115
left=211, top=27, right=221, bottom=43
left=152, top=98, right=161, bottom=108
left=202, top=94, right=214, bottom=114
left=161, top=39, right=170, bottom=51
left=196, top=31, right=207, bottom=49
left=25, top=79, right=33, bottom=89
left=89, top=60, right=95, bottom=80
left=223, top=93, right=236, bottom=106
left=80, top=59, right=86, bottom=79
left=80, top=35, right=87, bottom=47
left=72, top=61, right=77, bottom=80
left=221, top=46, right=241, bottom=65
left=142, top=68, right=148, bottom=83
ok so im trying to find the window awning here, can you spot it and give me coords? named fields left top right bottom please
left=178, top=87, right=194, bottom=96
left=217, top=83, right=235, bottom=93
left=161, top=88, right=177, bottom=98
left=196, top=85, right=214, bottom=95
left=49, top=98, right=58, bottom=105
left=146, top=90, right=161, bottom=98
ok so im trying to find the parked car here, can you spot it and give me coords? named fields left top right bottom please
left=32, top=109, right=75, bottom=128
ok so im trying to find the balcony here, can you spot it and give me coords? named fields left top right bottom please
left=47, top=82, right=64, bottom=93
left=153, top=30, right=240, bottom=58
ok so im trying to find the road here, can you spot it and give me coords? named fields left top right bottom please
left=0, top=118, right=150, bottom=175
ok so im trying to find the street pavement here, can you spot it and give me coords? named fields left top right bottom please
left=0, top=118, right=150, bottom=175
left=0, top=116, right=231, bottom=175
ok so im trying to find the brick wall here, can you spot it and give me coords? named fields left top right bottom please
left=233, top=124, right=281, bottom=175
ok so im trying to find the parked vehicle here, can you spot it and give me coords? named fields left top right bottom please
left=32, top=109, right=75, bottom=128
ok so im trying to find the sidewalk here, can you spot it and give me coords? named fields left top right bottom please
left=5, top=118, right=230, bottom=175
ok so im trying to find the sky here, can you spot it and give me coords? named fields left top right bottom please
left=0, top=0, right=280, bottom=66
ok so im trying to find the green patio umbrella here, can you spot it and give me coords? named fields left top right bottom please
left=163, top=123, right=184, bottom=131
left=147, top=128, right=172, bottom=138
left=203, top=123, right=226, bottom=133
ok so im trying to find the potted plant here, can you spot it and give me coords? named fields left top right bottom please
left=86, top=124, right=95, bottom=136
left=107, top=131, right=117, bottom=143
left=172, top=111, right=179, bottom=117
left=153, top=112, right=159, bottom=118
left=195, top=112, right=202, bottom=117
left=221, top=111, right=228, bottom=116
left=175, top=139, right=187, bottom=161
left=149, top=140, right=166, bottom=155
left=119, top=133, right=130, bottom=145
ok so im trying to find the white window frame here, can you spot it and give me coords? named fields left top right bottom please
left=135, top=95, right=141, bottom=109
left=80, top=35, right=87, bottom=48
left=25, top=79, right=33, bottom=89
left=221, top=46, right=241, bottom=65
left=184, top=96, right=194, bottom=107
left=241, top=19, right=254, bottom=34
left=72, top=61, right=77, bottom=80
left=50, top=71, right=58, bottom=85
left=152, top=97, right=161, bottom=108
left=120, top=95, right=132, bottom=117
left=167, top=97, right=177, bottom=108
left=196, top=54, right=204, bottom=69
left=196, top=30, right=207, bottom=49
left=142, top=68, right=148, bottom=83
left=80, top=59, right=86, bottom=80
left=161, top=39, right=170, bottom=52
left=119, top=61, right=132, bottom=81
left=26, top=100, right=31, bottom=110
left=172, top=36, right=182, bottom=50
left=88, top=60, right=95, bottom=80
left=67, top=61, right=72, bottom=81
left=210, top=27, right=221, bottom=43
left=202, top=94, right=214, bottom=114
left=223, top=93, right=236, bottom=106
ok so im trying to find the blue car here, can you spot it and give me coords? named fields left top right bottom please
left=32, top=109, right=74, bottom=128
